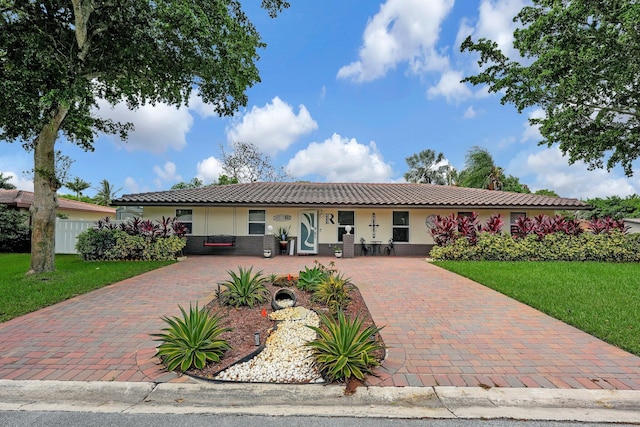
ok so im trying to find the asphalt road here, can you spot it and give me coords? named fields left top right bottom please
left=1, top=411, right=637, bottom=427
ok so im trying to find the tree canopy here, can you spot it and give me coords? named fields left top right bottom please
left=221, top=141, right=292, bottom=183
left=0, top=172, right=16, bottom=190
left=403, top=149, right=450, bottom=184
left=461, top=0, right=640, bottom=176
left=0, top=0, right=289, bottom=273
left=458, top=146, right=504, bottom=190
left=65, top=177, right=91, bottom=197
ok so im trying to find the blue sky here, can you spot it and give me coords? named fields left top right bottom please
left=2, top=0, right=639, bottom=200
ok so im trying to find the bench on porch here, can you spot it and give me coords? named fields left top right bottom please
left=203, top=235, right=236, bottom=248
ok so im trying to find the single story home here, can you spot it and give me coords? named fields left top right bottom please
left=0, top=190, right=116, bottom=221
left=624, top=218, right=640, bottom=234
left=111, top=182, right=590, bottom=256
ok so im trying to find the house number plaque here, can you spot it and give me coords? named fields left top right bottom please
left=272, top=214, right=292, bottom=222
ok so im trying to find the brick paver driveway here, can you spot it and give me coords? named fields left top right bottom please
left=1, top=256, right=639, bottom=389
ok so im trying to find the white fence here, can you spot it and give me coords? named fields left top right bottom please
left=55, top=219, right=124, bottom=254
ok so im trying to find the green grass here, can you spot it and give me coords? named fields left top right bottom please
left=433, top=261, right=640, bottom=356
left=0, top=253, right=174, bottom=323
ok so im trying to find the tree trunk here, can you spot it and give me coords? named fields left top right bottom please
left=28, top=107, right=68, bottom=274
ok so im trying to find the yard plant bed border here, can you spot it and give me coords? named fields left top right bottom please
left=184, top=277, right=385, bottom=384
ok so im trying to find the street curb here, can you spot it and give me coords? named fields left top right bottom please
left=1, top=379, right=640, bottom=422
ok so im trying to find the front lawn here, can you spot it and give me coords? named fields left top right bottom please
left=0, top=254, right=174, bottom=323
left=433, top=261, right=640, bottom=356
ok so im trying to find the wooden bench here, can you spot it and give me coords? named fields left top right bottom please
left=203, top=235, right=236, bottom=248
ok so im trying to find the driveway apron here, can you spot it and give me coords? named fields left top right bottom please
left=0, top=256, right=639, bottom=389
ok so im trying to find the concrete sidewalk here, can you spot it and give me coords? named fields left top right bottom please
left=1, top=380, right=640, bottom=423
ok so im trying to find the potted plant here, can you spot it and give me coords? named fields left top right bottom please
left=278, top=225, right=290, bottom=254
left=334, top=245, right=343, bottom=258
left=277, top=225, right=290, bottom=242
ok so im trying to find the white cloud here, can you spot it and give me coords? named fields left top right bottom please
left=507, top=147, right=639, bottom=199
left=225, top=97, right=318, bottom=155
left=153, top=162, right=182, bottom=188
left=337, top=0, right=455, bottom=82
left=188, top=91, right=219, bottom=119
left=471, top=0, right=529, bottom=59
left=123, top=176, right=140, bottom=194
left=427, top=69, right=472, bottom=103
left=0, top=170, right=33, bottom=191
left=521, top=108, right=545, bottom=142
left=463, top=106, right=477, bottom=119
left=95, top=99, right=194, bottom=154
left=287, top=133, right=394, bottom=183
left=196, top=156, right=225, bottom=184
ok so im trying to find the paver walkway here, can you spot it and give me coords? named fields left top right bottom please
left=1, top=256, right=639, bottom=389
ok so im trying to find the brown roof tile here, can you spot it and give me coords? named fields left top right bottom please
left=0, top=190, right=116, bottom=214
left=112, top=182, right=589, bottom=210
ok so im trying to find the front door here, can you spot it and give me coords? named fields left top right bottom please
left=298, top=210, right=318, bottom=254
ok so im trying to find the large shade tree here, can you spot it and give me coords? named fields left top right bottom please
left=461, top=0, right=640, bottom=176
left=403, top=149, right=450, bottom=185
left=0, top=0, right=289, bottom=273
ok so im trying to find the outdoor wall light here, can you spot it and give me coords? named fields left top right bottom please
left=267, top=225, right=273, bottom=235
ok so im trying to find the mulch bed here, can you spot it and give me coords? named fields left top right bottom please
left=186, top=274, right=385, bottom=385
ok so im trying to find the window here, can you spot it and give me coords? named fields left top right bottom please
left=248, top=209, right=266, bottom=235
left=337, top=211, right=354, bottom=242
left=176, top=209, right=193, bottom=235
left=392, top=211, right=409, bottom=242
left=510, top=212, right=526, bottom=234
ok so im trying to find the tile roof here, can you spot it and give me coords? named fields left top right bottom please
left=112, top=182, right=590, bottom=210
left=0, top=190, right=116, bottom=214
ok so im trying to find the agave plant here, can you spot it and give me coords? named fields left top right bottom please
left=152, top=304, right=231, bottom=372
left=312, top=273, right=351, bottom=315
left=306, top=311, right=385, bottom=383
left=218, top=266, right=270, bottom=308
left=297, top=266, right=327, bottom=292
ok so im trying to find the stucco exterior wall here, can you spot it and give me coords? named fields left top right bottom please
left=139, top=205, right=560, bottom=256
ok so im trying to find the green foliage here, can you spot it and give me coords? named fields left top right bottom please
left=312, top=273, right=352, bottom=315
left=0, top=205, right=30, bottom=252
left=171, top=178, right=204, bottom=190
left=218, top=266, right=270, bottom=308
left=297, top=266, right=328, bottom=292
left=65, top=177, right=91, bottom=197
left=153, top=304, right=231, bottom=372
left=458, top=146, right=504, bottom=190
left=0, top=172, right=16, bottom=189
left=0, top=254, right=173, bottom=323
left=404, top=149, right=450, bottom=185
left=306, top=311, right=385, bottom=382
left=461, top=1, right=640, bottom=176
left=75, top=226, right=186, bottom=261
left=431, top=231, right=640, bottom=262
left=583, top=194, right=640, bottom=219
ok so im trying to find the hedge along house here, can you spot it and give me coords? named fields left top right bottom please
left=111, top=182, right=590, bottom=257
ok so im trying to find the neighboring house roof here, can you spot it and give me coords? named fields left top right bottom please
left=0, top=190, right=116, bottom=214
left=112, top=182, right=590, bottom=210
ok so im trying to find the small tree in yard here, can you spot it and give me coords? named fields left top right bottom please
left=0, top=0, right=290, bottom=274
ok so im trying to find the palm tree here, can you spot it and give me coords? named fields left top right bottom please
left=65, top=177, right=91, bottom=197
left=459, top=146, right=504, bottom=190
left=93, top=179, right=122, bottom=206
left=403, top=149, right=449, bottom=185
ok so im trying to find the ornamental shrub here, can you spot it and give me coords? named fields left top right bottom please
left=0, top=205, right=31, bottom=253
left=430, top=230, right=640, bottom=262
left=76, top=216, right=186, bottom=261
